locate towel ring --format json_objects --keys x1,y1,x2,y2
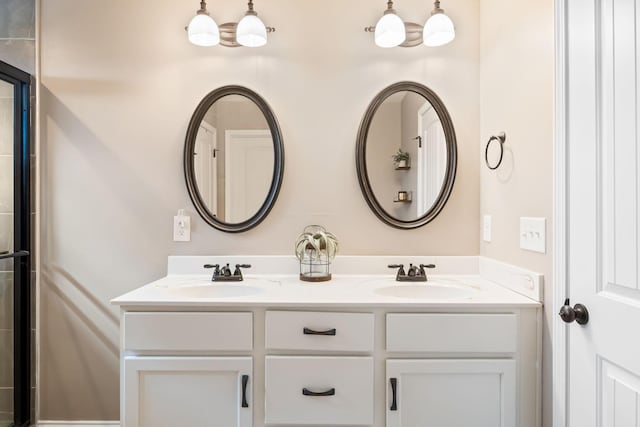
[{"x1": 485, "y1": 132, "x2": 506, "y2": 170}]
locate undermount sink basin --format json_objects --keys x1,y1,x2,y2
[
  {"x1": 168, "y1": 284, "x2": 263, "y2": 298},
  {"x1": 375, "y1": 283, "x2": 478, "y2": 299}
]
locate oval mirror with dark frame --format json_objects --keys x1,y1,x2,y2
[
  {"x1": 356, "y1": 81, "x2": 457, "y2": 229},
  {"x1": 184, "y1": 85, "x2": 284, "y2": 233}
]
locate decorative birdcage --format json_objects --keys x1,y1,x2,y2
[{"x1": 294, "y1": 225, "x2": 339, "y2": 282}]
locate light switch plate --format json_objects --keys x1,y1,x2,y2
[
  {"x1": 520, "y1": 217, "x2": 546, "y2": 253},
  {"x1": 483, "y1": 215, "x2": 492, "y2": 242}
]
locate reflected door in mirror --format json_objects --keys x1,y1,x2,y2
[
  {"x1": 225, "y1": 130, "x2": 274, "y2": 223},
  {"x1": 417, "y1": 103, "x2": 447, "y2": 215}
]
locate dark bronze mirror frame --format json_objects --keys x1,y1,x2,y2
[
  {"x1": 356, "y1": 81, "x2": 457, "y2": 229},
  {"x1": 184, "y1": 85, "x2": 285, "y2": 233}
]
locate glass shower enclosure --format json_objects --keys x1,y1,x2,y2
[{"x1": 0, "y1": 60, "x2": 32, "y2": 427}]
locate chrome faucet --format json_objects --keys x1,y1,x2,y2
[
  {"x1": 204, "y1": 263, "x2": 251, "y2": 282},
  {"x1": 388, "y1": 263, "x2": 436, "y2": 282}
]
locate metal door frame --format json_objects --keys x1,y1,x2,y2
[{"x1": 0, "y1": 60, "x2": 32, "y2": 427}]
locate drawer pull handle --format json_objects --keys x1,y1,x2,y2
[
  {"x1": 241, "y1": 375, "x2": 249, "y2": 408},
  {"x1": 302, "y1": 387, "x2": 336, "y2": 397},
  {"x1": 390, "y1": 378, "x2": 398, "y2": 411},
  {"x1": 303, "y1": 327, "x2": 337, "y2": 336}
]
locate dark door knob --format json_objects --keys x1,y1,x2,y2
[{"x1": 559, "y1": 298, "x2": 589, "y2": 325}]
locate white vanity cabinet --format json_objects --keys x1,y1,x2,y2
[
  {"x1": 119, "y1": 307, "x2": 540, "y2": 427},
  {"x1": 385, "y1": 312, "x2": 539, "y2": 427},
  {"x1": 120, "y1": 312, "x2": 254, "y2": 427},
  {"x1": 116, "y1": 279, "x2": 541, "y2": 427}
]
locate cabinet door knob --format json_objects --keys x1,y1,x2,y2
[
  {"x1": 303, "y1": 327, "x2": 337, "y2": 336},
  {"x1": 241, "y1": 375, "x2": 249, "y2": 408},
  {"x1": 302, "y1": 387, "x2": 336, "y2": 397},
  {"x1": 390, "y1": 378, "x2": 398, "y2": 411}
]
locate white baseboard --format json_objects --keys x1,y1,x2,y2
[{"x1": 37, "y1": 422, "x2": 120, "y2": 427}]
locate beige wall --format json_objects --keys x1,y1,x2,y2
[
  {"x1": 479, "y1": 0, "x2": 554, "y2": 426},
  {"x1": 39, "y1": 0, "x2": 480, "y2": 420}
]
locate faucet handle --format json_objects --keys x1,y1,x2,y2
[
  {"x1": 388, "y1": 264, "x2": 406, "y2": 276},
  {"x1": 418, "y1": 264, "x2": 436, "y2": 281},
  {"x1": 233, "y1": 264, "x2": 252, "y2": 276},
  {"x1": 204, "y1": 264, "x2": 220, "y2": 274},
  {"x1": 419, "y1": 264, "x2": 436, "y2": 270}
]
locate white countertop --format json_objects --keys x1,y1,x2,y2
[{"x1": 111, "y1": 273, "x2": 541, "y2": 309}]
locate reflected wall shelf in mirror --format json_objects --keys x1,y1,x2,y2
[
  {"x1": 394, "y1": 191, "x2": 412, "y2": 203},
  {"x1": 356, "y1": 81, "x2": 457, "y2": 229},
  {"x1": 184, "y1": 85, "x2": 284, "y2": 233}
]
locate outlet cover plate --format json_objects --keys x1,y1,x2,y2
[{"x1": 173, "y1": 215, "x2": 191, "y2": 242}]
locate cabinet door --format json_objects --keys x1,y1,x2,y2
[
  {"x1": 386, "y1": 359, "x2": 515, "y2": 427},
  {"x1": 123, "y1": 356, "x2": 252, "y2": 427}
]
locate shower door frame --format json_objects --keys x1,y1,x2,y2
[{"x1": 0, "y1": 60, "x2": 32, "y2": 427}]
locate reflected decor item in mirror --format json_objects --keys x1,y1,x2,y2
[
  {"x1": 356, "y1": 81, "x2": 457, "y2": 229},
  {"x1": 184, "y1": 85, "x2": 284, "y2": 233},
  {"x1": 392, "y1": 148, "x2": 411, "y2": 169}
]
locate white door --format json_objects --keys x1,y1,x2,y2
[
  {"x1": 386, "y1": 359, "x2": 515, "y2": 427},
  {"x1": 123, "y1": 356, "x2": 252, "y2": 427},
  {"x1": 193, "y1": 122, "x2": 217, "y2": 215},
  {"x1": 417, "y1": 103, "x2": 446, "y2": 215},
  {"x1": 225, "y1": 130, "x2": 273, "y2": 223},
  {"x1": 562, "y1": 0, "x2": 640, "y2": 425}
]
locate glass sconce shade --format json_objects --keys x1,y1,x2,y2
[
  {"x1": 237, "y1": 13, "x2": 268, "y2": 47},
  {"x1": 188, "y1": 13, "x2": 220, "y2": 46},
  {"x1": 375, "y1": 12, "x2": 406, "y2": 48},
  {"x1": 423, "y1": 12, "x2": 455, "y2": 47}
]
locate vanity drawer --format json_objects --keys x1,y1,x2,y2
[
  {"x1": 123, "y1": 312, "x2": 252, "y2": 352},
  {"x1": 265, "y1": 311, "x2": 374, "y2": 352},
  {"x1": 265, "y1": 356, "x2": 374, "y2": 425},
  {"x1": 386, "y1": 313, "x2": 517, "y2": 353}
]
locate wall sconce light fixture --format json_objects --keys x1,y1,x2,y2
[
  {"x1": 187, "y1": 0, "x2": 220, "y2": 47},
  {"x1": 423, "y1": 0, "x2": 456, "y2": 46},
  {"x1": 371, "y1": 1, "x2": 406, "y2": 48},
  {"x1": 186, "y1": 0, "x2": 275, "y2": 48},
  {"x1": 365, "y1": 0, "x2": 455, "y2": 48}
]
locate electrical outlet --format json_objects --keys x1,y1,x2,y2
[
  {"x1": 520, "y1": 217, "x2": 546, "y2": 253},
  {"x1": 483, "y1": 215, "x2": 492, "y2": 242},
  {"x1": 173, "y1": 211, "x2": 191, "y2": 242}
]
